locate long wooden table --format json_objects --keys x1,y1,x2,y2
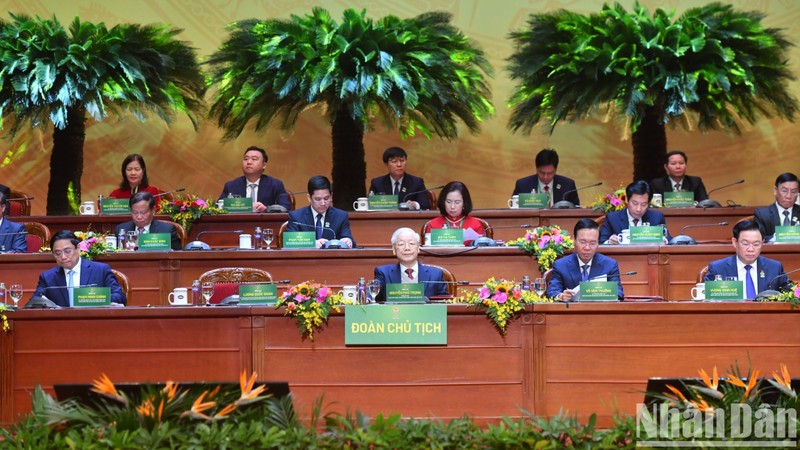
[{"x1": 2, "y1": 302, "x2": 798, "y2": 426}]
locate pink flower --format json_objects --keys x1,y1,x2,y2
[
  {"x1": 78, "y1": 241, "x2": 90, "y2": 251},
  {"x1": 196, "y1": 199, "x2": 207, "y2": 207},
  {"x1": 493, "y1": 292, "x2": 507, "y2": 303},
  {"x1": 296, "y1": 294, "x2": 309, "y2": 302},
  {"x1": 538, "y1": 235, "x2": 551, "y2": 248},
  {"x1": 479, "y1": 287, "x2": 491, "y2": 299},
  {"x1": 610, "y1": 197, "x2": 623, "y2": 206},
  {"x1": 552, "y1": 234, "x2": 563, "y2": 244},
  {"x1": 794, "y1": 285, "x2": 800, "y2": 298},
  {"x1": 316, "y1": 287, "x2": 329, "y2": 302},
  {"x1": 287, "y1": 302, "x2": 296, "y2": 311}
]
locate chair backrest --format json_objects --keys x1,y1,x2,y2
[
  {"x1": 8, "y1": 189, "x2": 31, "y2": 216},
  {"x1": 198, "y1": 267, "x2": 273, "y2": 304},
  {"x1": 425, "y1": 263, "x2": 458, "y2": 297},
  {"x1": 425, "y1": 190, "x2": 437, "y2": 209},
  {"x1": 593, "y1": 216, "x2": 606, "y2": 228},
  {"x1": 22, "y1": 221, "x2": 51, "y2": 252},
  {"x1": 543, "y1": 269, "x2": 553, "y2": 294},
  {"x1": 112, "y1": 269, "x2": 132, "y2": 303},
  {"x1": 419, "y1": 217, "x2": 493, "y2": 243},
  {"x1": 735, "y1": 215, "x2": 755, "y2": 227},
  {"x1": 161, "y1": 219, "x2": 187, "y2": 248},
  {"x1": 697, "y1": 265, "x2": 709, "y2": 284},
  {"x1": 277, "y1": 221, "x2": 289, "y2": 249},
  {"x1": 287, "y1": 192, "x2": 296, "y2": 210}
]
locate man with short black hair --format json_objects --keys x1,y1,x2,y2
[
  {"x1": 368, "y1": 147, "x2": 430, "y2": 210},
  {"x1": 599, "y1": 180, "x2": 671, "y2": 244},
  {"x1": 287, "y1": 176, "x2": 355, "y2": 248},
  {"x1": 512, "y1": 148, "x2": 579, "y2": 206},
  {"x1": 754, "y1": 172, "x2": 800, "y2": 241},
  {"x1": 0, "y1": 190, "x2": 26, "y2": 253},
  {"x1": 115, "y1": 192, "x2": 182, "y2": 250},
  {"x1": 649, "y1": 150, "x2": 709, "y2": 201},
  {"x1": 218, "y1": 146, "x2": 292, "y2": 212}
]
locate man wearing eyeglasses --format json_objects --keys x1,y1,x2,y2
[
  {"x1": 705, "y1": 220, "x2": 790, "y2": 299},
  {"x1": 754, "y1": 173, "x2": 800, "y2": 242},
  {"x1": 115, "y1": 192, "x2": 182, "y2": 250},
  {"x1": 368, "y1": 147, "x2": 430, "y2": 210},
  {"x1": 31, "y1": 230, "x2": 127, "y2": 307},
  {"x1": 373, "y1": 227, "x2": 448, "y2": 303},
  {"x1": 286, "y1": 176, "x2": 354, "y2": 248}
]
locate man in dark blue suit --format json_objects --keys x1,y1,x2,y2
[
  {"x1": 115, "y1": 192, "x2": 182, "y2": 250},
  {"x1": 373, "y1": 227, "x2": 448, "y2": 302},
  {"x1": 705, "y1": 220, "x2": 790, "y2": 299},
  {"x1": 287, "y1": 176, "x2": 355, "y2": 248},
  {"x1": 31, "y1": 230, "x2": 126, "y2": 307},
  {"x1": 649, "y1": 150, "x2": 709, "y2": 202},
  {"x1": 599, "y1": 180, "x2": 672, "y2": 244},
  {"x1": 368, "y1": 147, "x2": 430, "y2": 210},
  {"x1": 754, "y1": 173, "x2": 800, "y2": 242},
  {"x1": 512, "y1": 148, "x2": 579, "y2": 207},
  {"x1": 0, "y1": 190, "x2": 27, "y2": 253},
  {"x1": 0, "y1": 183, "x2": 10, "y2": 213},
  {"x1": 547, "y1": 219, "x2": 624, "y2": 300},
  {"x1": 218, "y1": 146, "x2": 292, "y2": 212}
]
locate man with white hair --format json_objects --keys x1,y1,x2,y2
[{"x1": 373, "y1": 227, "x2": 448, "y2": 302}]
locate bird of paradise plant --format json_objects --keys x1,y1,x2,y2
[{"x1": 458, "y1": 277, "x2": 553, "y2": 335}]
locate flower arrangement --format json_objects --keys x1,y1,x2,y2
[
  {"x1": 159, "y1": 193, "x2": 226, "y2": 232},
  {"x1": 275, "y1": 281, "x2": 343, "y2": 339},
  {"x1": 757, "y1": 282, "x2": 800, "y2": 307},
  {"x1": 588, "y1": 186, "x2": 627, "y2": 212},
  {"x1": 459, "y1": 278, "x2": 552, "y2": 335},
  {"x1": 0, "y1": 304, "x2": 9, "y2": 333},
  {"x1": 74, "y1": 230, "x2": 116, "y2": 260},
  {"x1": 506, "y1": 225, "x2": 574, "y2": 273}
]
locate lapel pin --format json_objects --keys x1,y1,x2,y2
[
  {"x1": 325, "y1": 222, "x2": 330, "y2": 228},
  {"x1": 759, "y1": 270, "x2": 765, "y2": 278},
  {"x1": 556, "y1": 184, "x2": 561, "y2": 190}
]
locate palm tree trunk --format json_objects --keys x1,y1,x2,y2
[
  {"x1": 47, "y1": 106, "x2": 86, "y2": 215},
  {"x1": 331, "y1": 110, "x2": 366, "y2": 211},
  {"x1": 630, "y1": 107, "x2": 667, "y2": 182}
]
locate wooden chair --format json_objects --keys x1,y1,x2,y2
[
  {"x1": 543, "y1": 269, "x2": 553, "y2": 293},
  {"x1": 593, "y1": 216, "x2": 606, "y2": 228},
  {"x1": 697, "y1": 265, "x2": 709, "y2": 284},
  {"x1": 425, "y1": 190, "x2": 437, "y2": 209},
  {"x1": 425, "y1": 264, "x2": 458, "y2": 297},
  {"x1": 199, "y1": 267, "x2": 273, "y2": 304},
  {"x1": 22, "y1": 221, "x2": 51, "y2": 252},
  {"x1": 8, "y1": 189, "x2": 31, "y2": 216},
  {"x1": 112, "y1": 269, "x2": 132, "y2": 303},
  {"x1": 161, "y1": 219, "x2": 187, "y2": 248},
  {"x1": 287, "y1": 192, "x2": 296, "y2": 210},
  {"x1": 735, "y1": 215, "x2": 755, "y2": 227},
  {"x1": 277, "y1": 221, "x2": 289, "y2": 249},
  {"x1": 420, "y1": 217, "x2": 493, "y2": 244}
]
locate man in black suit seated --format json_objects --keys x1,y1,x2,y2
[
  {"x1": 649, "y1": 150, "x2": 709, "y2": 202},
  {"x1": 218, "y1": 146, "x2": 292, "y2": 212},
  {"x1": 512, "y1": 148, "x2": 578, "y2": 207},
  {"x1": 599, "y1": 180, "x2": 672, "y2": 244},
  {"x1": 115, "y1": 192, "x2": 182, "y2": 250},
  {"x1": 754, "y1": 172, "x2": 800, "y2": 242},
  {"x1": 368, "y1": 147, "x2": 430, "y2": 210},
  {"x1": 0, "y1": 190, "x2": 27, "y2": 253},
  {"x1": 287, "y1": 175, "x2": 355, "y2": 248}
]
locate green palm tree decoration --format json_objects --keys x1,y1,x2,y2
[
  {"x1": 207, "y1": 8, "x2": 494, "y2": 209},
  {"x1": 507, "y1": 2, "x2": 797, "y2": 182},
  {"x1": 0, "y1": 14, "x2": 206, "y2": 215}
]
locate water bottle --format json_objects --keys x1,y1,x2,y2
[
  {"x1": 118, "y1": 229, "x2": 126, "y2": 251},
  {"x1": 521, "y1": 276, "x2": 531, "y2": 291},
  {"x1": 97, "y1": 194, "x2": 104, "y2": 214},
  {"x1": 253, "y1": 227, "x2": 262, "y2": 250},
  {"x1": 356, "y1": 277, "x2": 368, "y2": 305},
  {"x1": 191, "y1": 280, "x2": 201, "y2": 305},
  {"x1": 0, "y1": 282, "x2": 6, "y2": 306}
]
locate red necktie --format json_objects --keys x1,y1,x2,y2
[{"x1": 405, "y1": 268, "x2": 414, "y2": 280}]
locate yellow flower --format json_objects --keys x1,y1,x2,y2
[{"x1": 90, "y1": 373, "x2": 126, "y2": 404}]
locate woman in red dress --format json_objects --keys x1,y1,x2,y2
[
  {"x1": 424, "y1": 181, "x2": 485, "y2": 245},
  {"x1": 109, "y1": 154, "x2": 163, "y2": 199}
]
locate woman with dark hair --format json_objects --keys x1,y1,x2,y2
[
  {"x1": 423, "y1": 181, "x2": 485, "y2": 245},
  {"x1": 109, "y1": 154, "x2": 163, "y2": 199}
]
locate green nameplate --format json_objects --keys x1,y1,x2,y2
[
  {"x1": 663, "y1": 191, "x2": 694, "y2": 208},
  {"x1": 238, "y1": 283, "x2": 278, "y2": 305},
  {"x1": 774, "y1": 226, "x2": 800, "y2": 243},
  {"x1": 137, "y1": 233, "x2": 171, "y2": 251},
  {"x1": 368, "y1": 194, "x2": 398, "y2": 211},
  {"x1": 345, "y1": 304, "x2": 447, "y2": 345},
  {"x1": 223, "y1": 197, "x2": 253, "y2": 213},
  {"x1": 73, "y1": 287, "x2": 111, "y2": 307},
  {"x1": 578, "y1": 281, "x2": 618, "y2": 301},
  {"x1": 100, "y1": 199, "x2": 130, "y2": 215},
  {"x1": 386, "y1": 283, "x2": 426, "y2": 303},
  {"x1": 630, "y1": 225, "x2": 664, "y2": 244},
  {"x1": 705, "y1": 280, "x2": 744, "y2": 301},
  {"x1": 430, "y1": 228, "x2": 464, "y2": 246},
  {"x1": 519, "y1": 193, "x2": 549, "y2": 209},
  {"x1": 282, "y1": 231, "x2": 316, "y2": 249}
]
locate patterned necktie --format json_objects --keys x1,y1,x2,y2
[
  {"x1": 543, "y1": 185, "x2": 551, "y2": 207},
  {"x1": 674, "y1": 182, "x2": 681, "y2": 191},
  {"x1": 67, "y1": 270, "x2": 75, "y2": 307},
  {"x1": 393, "y1": 181, "x2": 400, "y2": 196},
  {"x1": 633, "y1": 218, "x2": 639, "y2": 226},
  {"x1": 405, "y1": 268, "x2": 415, "y2": 280},
  {"x1": 315, "y1": 214, "x2": 323, "y2": 239},
  {"x1": 783, "y1": 211, "x2": 791, "y2": 226},
  {"x1": 137, "y1": 226, "x2": 146, "y2": 235},
  {"x1": 249, "y1": 183, "x2": 258, "y2": 202},
  {"x1": 744, "y1": 265, "x2": 756, "y2": 299},
  {"x1": 581, "y1": 265, "x2": 590, "y2": 282}
]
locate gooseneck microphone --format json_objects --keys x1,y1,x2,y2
[
  {"x1": 288, "y1": 221, "x2": 348, "y2": 249},
  {"x1": 697, "y1": 179, "x2": 745, "y2": 209},
  {"x1": 471, "y1": 224, "x2": 532, "y2": 247},
  {"x1": 153, "y1": 188, "x2": 186, "y2": 198},
  {"x1": 399, "y1": 185, "x2": 445, "y2": 210},
  {"x1": 668, "y1": 221, "x2": 728, "y2": 245},
  {"x1": 551, "y1": 182, "x2": 603, "y2": 209},
  {"x1": 7, "y1": 196, "x2": 34, "y2": 202},
  {"x1": 588, "y1": 270, "x2": 638, "y2": 282},
  {"x1": 184, "y1": 230, "x2": 244, "y2": 250},
  {"x1": 266, "y1": 191, "x2": 306, "y2": 213},
  {"x1": 755, "y1": 267, "x2": 800, "y2": 300}
]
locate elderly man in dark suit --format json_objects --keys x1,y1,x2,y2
[
  {"x1": 599, "y1": 181, "x2": 672, "y2": 244},
  {"x1": 0, "y1": 190, "x2": 27, "y2": 253},
  {"x1": 368, "y1": 147, "x2": 430, "y2": 210},
  {"x1": 115, "y1": 192, "x2": 182, "y2": 250},
  {"x1": 287, "y1": 175, "x2": 354, "y2": 248},
  {"x1": 649, "y1": 150, "x2": 709, "y2": 202},
  {"x1": 754, "y1": 172, "x2": 800, "y2": 242},
  {"x1": 373, "y1": 227, "x2": 448, "y2": 302},
  {"x1": 512, "y1": 148, "x2": 579, "y2": 207},
  {"x1": 218, "y1": 146, "x2": 292, "y2": 212}
]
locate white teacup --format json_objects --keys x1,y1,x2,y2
[
  {"x1": 353, "y1": 197, "x2": 369, "y2": 211},
  {"x1": 617, "y1": 229, "x2": 631, "y2": 244},
  {"x1": 168, "y1": 288, "x2": 189, "y2": 305},
  {"x1": 79, "y1": 201, "x2": 96, "y2": 215},
  {"x1": 691, "y1": 283, "x2": 705, "y2": 301},
  {"x1": 338, "y1": 285, "x2": 358, "y2": 302},
  {"x1": 651, "y1": 193, "x2": 663, "y2": 208},
  {"x1": 507, "y1": 195, "x2": 519, "y2": 209},
  {"x1": 239, "y1": 234, "x2": 253, "y2": 249}
]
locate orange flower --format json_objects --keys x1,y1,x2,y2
[
  {"x1": 699, "y1": 366, "x2": 719, "y2": 390},
  {"x1": 690, "y1": 398, "x2": 715, "y2": 413},
  {"x1": 180, "y1": 391, "x2": 216, "y2": 421},
  {"x1": 773, "y1": 363, "x2": 792, "y2": 390},
  {"x1": 664, "y1": 384, "x2": 688, "y2": 403},
  {"x1": 213, "y1": 402, "x2": 237, "y2": 420},
  {"x1": 137, "y1": 399, "x2": 156, "y2": 418},
  {"x1": 162, "y1": 381, "x2": 179, "y2": 401},
  {"x1": 236, "y1": 370, "x2": 267, "y2": 406},
  {"x1": 90, "y1": 373, "x2": 126, "y2": 404},
  {"x1": 726, "y1": 369, "x2": 760, "y2": 399}
]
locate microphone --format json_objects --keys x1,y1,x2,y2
[
  {"x1": 266, "y1": 191, "x2": 306, "y2": 213},
  {"x1": 471, "y1": 224, "x2": 532, "y2": 247},
  {"x1": 184, "y1": 230, "x2": 244, "y2": 250},
  {"x1": 755, "y1": 267, "x2": 800, "y2": 300},
  {"x1": 42, "y1": 283, "x2": 99, "y2": 289},
  {"x1": 399, "y1": 185, "x2": 444, "y2": 210},
  {"x1": 668, "y1": 221, "x2": 728, "y2": 245},
  {"x1": 0, "y1": 231, "x2": 28, "y2": 236},
  {"x1": 697, "y1": 179, "x2": 745, "y2": 209},
  {"x1": 551, "y1": 182, "x2": 603, "y2": 209},
  {"x1": 587, "y1": 270, "x2": 637, "y2": 282},
  {"x1": 420, "y1": 280, "x2": 471, "y2": 285},
  {"x1": 154, "y1": 188, "x2": 186, "y2": 198},
  {"x1": 7, "y1": 196, "x2": 34, "y2": 202},
  {"x1": 288, "y1": 221, "x2": 347, "y2": 249}
]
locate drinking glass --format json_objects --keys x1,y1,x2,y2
[
  {"x1": 126, "y1": 230, "x2": 138, "y2": 251},
  {"x1": 263, "y1": 228, "x2": 274, "y2": 250},
  {"x1": 533, "y1": 278, "x2": 546, "y2": 297},
  {"x1": 201, "y1": 282, "x2": 214, "y2": 306},
  {"x1": 368, "y1": 279, "x2": 381, "y2": 302},
  {"x1": 9, "y1": 284, "x2": 22, "y2": 308}
]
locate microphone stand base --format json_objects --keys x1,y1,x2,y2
[
  {"x1": 551, "y1": 201, "x2": 576, "y2": 209},
  {"x1": 668, "y1": 235, "x2": 697, "y2": 245},
  {"x1": 755, "y1": 290, "x2": 781, "y2": 301},
  {"x1": 697, "y1": 199, "x2": 722, "y2": 208},
  {"x1": 471, "y1": 237, "x2": 498, "y2": 247},
  {"x1": 183, "y1": 241, "x2": 211, "y2": 250}
]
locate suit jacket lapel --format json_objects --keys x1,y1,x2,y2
[{"x1": 770, "y1": 205, "x2": 781, "y2": 225}]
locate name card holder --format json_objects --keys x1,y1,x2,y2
[
  {"x1": 100, "y1": 199, "x2": 130, "y2": 215},
  {"x1": 630, "y1": 225, "x2": 664, "y2": 244},
  {"x1": 345, "y1": 304, "x2": 447, "y2": 345},
  {"x1": 223, "y1": 197, "x2": 253, "y2": 213},
  {"x1": 282, "y1": 231, "x2": 316, "y2": 249},
  {"x1": 704, "y1": 280, "x2": 745, "y2": 301},
  {"x1": 519, "y1": 193, "x2": 549, "y2": 209},
  {"x1": 385, "y1": 283, "x2": 426, "y2": 303},
  {"x1": 73, "y1": 287, "x2": 111, "y2": 307},
  {"x1": 773, "y1": 226, "x2": 800, "y2": 244},
  {"x1": 663, "y1": 191, "x2": 694, "y2": 208},
  {"x1": 137, "y1": 233, "x2": 171, "y2": 251},
  {"x1": 368, "y1": 194, "x2": 399, "y2": 211},
  {"x1": 577, "y1": 281, "x2": 618, "y2": 301},
  {"x1": 430, "y1": 229, "x2": 464, "y2": 246},
  {"x1": 238, "y1": 284, "x2": 278, "y2": 305}
]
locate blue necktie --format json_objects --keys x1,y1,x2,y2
[
  {"x1": 581, "y1": 265, "x2": 590, "y2": 282},
  {"x1": 315, "y1": 214, "x2": 323, "y2": 239},
  {"x1": 67, "y1": 270, "x2": 75, "y2": 307},
  {"x1": 745, "y1": 265, "x2": 756, "y2": 299}
]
